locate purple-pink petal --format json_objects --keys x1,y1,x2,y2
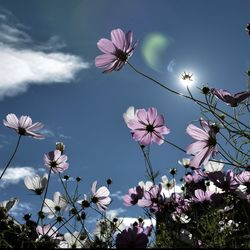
[
  {"x1": 186, "y1": 124, "x2": 209, "y2": 141},
  {"x1": 111, "y1": 28, "x2": 126, "y2": 50},
  {"x1": 97, "y1": 38, "x2": 116, "y2": 54}
]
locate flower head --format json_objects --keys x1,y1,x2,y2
[
  {"x1": 63, "y1": 232, "x2": 87, "y2": 248},
  {"x1": 24, "y1": 174, "x2": 48, "y2": 195},
  {"x1": 127, "y1": 107, "x2": 170, "y2": 146},
  {"x1": 95, "y1": 28, "x2": 137, "y2": 73},
  {"x1": 204, "y1": 160, "x2": 224, "y2": 173},
  {"x1": 42, "y1": 192, "x2": 67, "y2": 218},
  {"x1": 0, "y1": 198, "x2": 18, "y2": 212},
  {"x1": 192, "y1": 189, "x2": 213, "y2": 203},
  {"x1": 44, "y1": 150, "x2": 69, "y2": 173},
  {"x1": 186, "y1": 118, "x2": 218, "y2": 168},
  {"x1": 116, "y1": 224, "x2": 150, "y2": 248},
  {"x1": 123, "y1": 186, "x2": 144, "y2": 206},
  {"x1": 3, "y1": 113, "x2": 44, "y2": 139},
  {"x1": 91, "y1": 181, "x2": 111, "y2": 211},
  {"x1": 211, "y1": 88, "x2": 250, "y2": 107},
  {"x1": 36, "y1": 224, "x2": 58, "y2": 239}
]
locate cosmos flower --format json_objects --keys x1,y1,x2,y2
[
  {"x1": 24, "y1": 174, "x2": 48, "y2": 195},
  {"x1": 207, "y1": 170, "x2": 239, "y2": 192},
  {"x1": 116, "y1": 224, "x2": 150, "y2": 249},
  {"x1": 161, "y1": 175, "x2": 175, "y2": 190},
  {"x1": 63, "y1": 232, "x2": 87, "y2": 248},
  {"x1": 183, "y1": 171, "x2": 203, "y2": 184},
  {"x1": 192, "y1": 189, "x2": 213, "y2": 203},
  {"x1": 91, "y1": 180, "x2": 111, "y2": 211},
  {"x1": 211, "y1": 88, "x2": 250, "y2": 107},
  {"x1": 42, "y1": 192, "x2": 67, "y2": 218},
  {"x1": 178, "y1": 158, "x2": 191, "y2": 168},
  {"x1": 44, "y1": 150, "x2": 69, "y2": 173},
  {"x1": 138, "y1": 180, "x2": 153, "y2": 191},
  {"x1": 204, "y1": 160, "x2": 224, "y2": 173},
  {"x1": 95, "y1": 28, "x2": 137, "y2": 73},
  {"x1": 137, "y1": 184, "x2": 163, "y2": 212},
  {"x1": 123, "y1": 106, "x2": 137, "y2": 125},
  {"x1": 186, "y1": 118, "x2": 218, "y2": 169},
  {"x1": 0, "y1": 198, "x2": 18, "y2": 212},
  {"x1": 36, "y1": 224, "x2": 58, "y2": 239},
  {"x1": 127, "y1": 107, "x2": 170, "y2": 146},
  {"x1": 3, "y1": 113, "x2": 44, "y2": 139},
  {"x1": 235, "y1": 171, "x2": 250, "y2": 185},
  {"x1": 123, "y1": 186, "x2": 144, "y2": 206}
]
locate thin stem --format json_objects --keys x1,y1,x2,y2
[
  {"x1": 127, "y1": 62, "x2": 250, "y2": 130},
  {"x1": 37, "y1": 167, "x2": 52, "y2": 225},
  {"x1": 0, "y1": 135, "x2": 22, "y2": 180}
]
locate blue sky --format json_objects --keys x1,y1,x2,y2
[{"x1": 0, "y1": 0, "x2": 249, "y2": 230}]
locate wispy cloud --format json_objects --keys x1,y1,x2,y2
[
  {"x1": 39, "y1": 128, "x2": 55, "y2": 138},
  {"x1": 9, "y1": 201, "x2": 32, "y2": 218},
  {"x1": 0, "y1": 8, "x2": 90, "y2": 99},
  {"x1": 0, "y1": 166, "x2": 36, "y2": 188},
  {"x1": 167, "y1": 59, "x2": 176, "y2": 73},
  {"x1": 110, "y1": 191, "x2": 124, "y2": 200}
]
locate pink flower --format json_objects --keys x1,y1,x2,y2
[
  {"x1": 127, "y1": 107, "x2": 170, "y2": 146},
  {"x1": 123, "y1": 186, "x2": 144, "y2": 206},
  {"x1": 186, "y1": 118, "x2": 218, "y2": 169},
  {"x1": 116, "y1": 224, "x2": 150, "y2": 248},
  {"x1": 44, "y1": 150, "x2": 69, "y2": 173},
  {"x1": 3, "y1": 113, "x2": 44, "y2": 139},
  {"x1": 211, "y1": 88, "x2": 250, "y2": 107},
  {"x1": 192, "y1": 189, "x2": 213, "y2": 203},
  {"x1": 91, "y1": 180, "x2": 111, "y2": 211},
  {"x1": 36, "y1": 224, "x2": 58, "y2": 239},
  {"x1": 95, "y1": 28, "x2": 137, "y2": 73}
]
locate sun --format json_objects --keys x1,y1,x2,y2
[{"x1": 179, "y1": 71, "x2": 196, "y2": 87}]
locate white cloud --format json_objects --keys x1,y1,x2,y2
[
  {"x1": 0, "y1": 166, "x2": 36, "y2": 188},
  {"x1": 110, "y1": 191, "x2": 123, "y2": 200},
  {"x1": 0, "y1": 8, "x2": 90, "y2": 99},
  {"x1": 9, "y1": 201, "x2": 32, "y2": 218},
  {"x1": 39, "y1": 128, "x2": 55, "y2": 137}
]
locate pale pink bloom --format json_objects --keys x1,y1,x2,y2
[
  {"x1": 192, "y1": 189, "x2": 213, "y2": 203},
  {"x1": 95, "y1": 28, "x2": 137, "y2": 73},
  {"x1": 91, "y1": 181, "x2": 111, "y2": 211},
  {"x1": 3, "y1": 113, "x2": 44, "y2": 139},
  {"x1": 44, "y1": 150, "x2": 69, "y2": 173},
  {"x1": 186, "y1": 118, "x2": 218, "y2": 168},
  {"x1": 0, "y1": 198, "x2": 18, "y2": 211},
  {"x1": 123, "y1": 186, "x2": 144, "y2": 206},
  {"x1": 235, "y1": 171, "x2": 250, "y2": 185},
  {"x1": 211, "y1": 88, "x2": 250, "y2": 107},
  {"x1": 127, "y1": 107, "x2": 170, "y2": 146},
  {"x1": 36, "y1": 224, "x2": 58, "y2": 239}
]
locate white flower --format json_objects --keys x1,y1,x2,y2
[
  {"x1": 178, "y1": 158, "x2": 190, "y2": 167},
  {"x1": 160, "y1": 175, "x2": 175, "y2": 190},
  {"x1": 205, "y1": 180, "x2": 223, "y2": 193},
  {"x1": 91, "y1": 181, "x2": 111, "y2": 211},
  {"x1": 63, "y1": 232, "x2": 87, "y2": 248},
  {"x1": 204, "y1": 160, "x2": 224, "y2": 173},
  {"x1": 138, "y1": 180, "x2": 153, "y2": 191},
  {"x1": 123, "y1": 106, "x2": 136, "y2": 125},
  {"x1": 24, "y1": 174, "x2": 48, "y2": 195},
  {"x1": 42, "y1": 192, "x2": 67, "y2": 218},
  {"x1": 0, "y1": 198, "x2": 18, "y2": 211}
]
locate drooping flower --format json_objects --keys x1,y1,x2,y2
[
  {"x1": 91, "y1": 181, "x2": 111, "y2": 211},
  {"x1": 42, "y1": 192, "x2": 67, "y2": 218},
  {"x1": 24, "y1": 174, "x2": 48, "y2": 195},
  {"x1": 44, "y1": 150, "x2": 69, "y2": 173},
  {"x1": 116, "y1": 224, "x2": 150, "y2": 248},
  {"x1": 0, "y1": 198, "x2": 18, "y2": 212},
  {"x1": 211, "y1": 88, "x2": 250, "y2": 107},
  {"x1": 95, "y1": 28, "x2": 137, "y2": 73},
  {"x1": 3, "y1": 113, "x2": 44, "y2": 139},
  {"x1": 127, "y1": 107, "x2": 170, "y2": 146},
  {"x1": 123, "y1": 186, "x2": 144, "y2": 206},
  {"x1": 186, "y1": 118, "x2": 218, "y2": 168},
  {"x1": 192, "y1": 189, "x2": 213, "y2": 203}
]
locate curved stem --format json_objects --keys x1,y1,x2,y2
[
  {"x1": 127, "y1": 62, "x2": 250, "y2": 130},
  {"x1": 37, "y1": 167, "x2": 52, "y2": 225},
  {"x1": 0, "y1": 135, "x2": 22, "y2": 181}
]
